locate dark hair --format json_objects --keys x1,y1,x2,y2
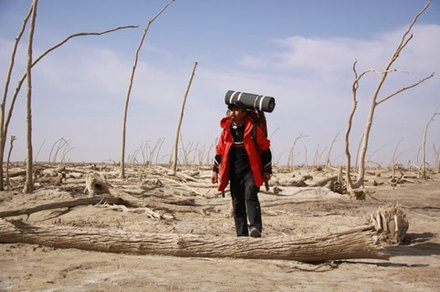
[{"x1": 227, "y1": 101, "x2": 246, "y2": 110}]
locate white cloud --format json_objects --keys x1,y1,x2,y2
[{"x1": 2, "y1": 24, "x2": 439, "y2": 165}]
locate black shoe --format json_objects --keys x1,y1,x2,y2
[{"x1": 250, "y1": 227, "x2": 261, "y2": 238}]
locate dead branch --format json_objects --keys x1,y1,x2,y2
[
  {"x1": 83, "y1": 172, "x2": 210, "y2": 214},
  {"x1": 4, "y1": 25, "x2": 138, "y2": 142},
  {"x1": 344, "y1": 0, "x2": 434, "y2": 198},
  {"x1": 0, "y1": 23, "x2": 138, "y2": 191},
  {"x1": 0, "y1": 6, "x2": 32, "y2": 191},
  {"x1": 287, "y1": 133, "x2": 308, "y2": 170},
  {"x1": 5, "y1": 135, "x2": 17, "y2": 188},
  {"x1": 171, "y1": 61, "x2": 198, "y2": 173},
  {"x1": 422, "y1": 112, "x2": 439, "y2": 179},
  {"x1": 325, "y1": 133, "x2": 339, "y2": 167},
  {"x1": 120, "y1": 0, "x2": 175, "y2": 178},
  {"x1": 376, "y1": 73, "x2": 434, "y2": 105}
]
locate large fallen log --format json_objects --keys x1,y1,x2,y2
[{"x1": 0, "y1": 219, "x2": 388, "y2": 262}]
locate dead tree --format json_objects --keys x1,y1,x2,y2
[
  {"x1": 0, "y1": 6, "x2": 32, "y2": 191},
  {"x1": 0, "y1": 15, "x2": 137, "y2": 191},
  {"x1": 390, "y1": 138, "x2": 404, "y2": 168},
  {"x1": 421, "y1": 112, "x2": 439, "y2": 179},
  {"x1": 120, "y1": 0, "x2": 175, "y2": 179},
  {"x1": 23, "y1": 0, "x2": 38, "y2": 193},
  {"x1": 287, "y1": 133, "x2": 307, "y2": 170},
  {"x1": 344, "y1": 0, "x2": 434, "y2": 198},
  {"x1": 171, "y1": 61, "x2": 198, "y2": 173},
  {"x1": 436, "y1": 145, "x2": 440, "y2": 173},
  {"x1": 5, "y1": 135, "x2": 16, "y2": 188},
  {"x1": 325, "y1": 133, "x2": 338, "y2": 167}
]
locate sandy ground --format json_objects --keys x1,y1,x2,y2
[{"x1": 0, "y1": 164, "x2": 439, "y2": 291}]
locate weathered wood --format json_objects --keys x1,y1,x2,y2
[
  {"x1": 370, "y1": 204, "x2": 409, "y2": 244},
  {"x1": 84, "y1": 172, "x2": 110, "y2": 197},
  {"x1": 7, "y1": 170, "x2": 26, "y2": 178},
  {"x1": 309, "y1": 175, "x2": 338, "y2": 187},
  {"x1": 0, "y1": 190, "x2": 208, "y2": 219},
  {"x1": 0, "y1": 219, "x2": 388, "y2": 262},
  {"x1": 277, "y1": 175, "x2": 313, "y2": 187},
  {"x1": 0, "y1": 195, "x2": 124, "y2": 218}
]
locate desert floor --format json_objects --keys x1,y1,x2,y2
[{"x1": 0, "y1": 164, "x2": 439, "y2": 291}]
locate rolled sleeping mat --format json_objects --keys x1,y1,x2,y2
[{"x1": 225, "y1": 90, "x2": 276, "y2": 113}]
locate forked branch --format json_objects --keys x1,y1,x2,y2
[{"x1": 344, "y1": 0, "x2": 434, "y2": 197}]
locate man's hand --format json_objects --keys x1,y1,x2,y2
[
  {"x1": 263, "y1": 172, "x2": 271, "y2": 183},
  {"x1": 211, "y1": 172, "x2": 218, "y2": 184},
  {"x1": 263, "y1": 172, "x2": 271, "y2": 191}
]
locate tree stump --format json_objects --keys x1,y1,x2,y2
[
  {"x1": 84, "y1": 172, "x2": 110, "y2": 197},
  {"x1": 370, "y1": 204, "x2": 409, "y2": 244}
]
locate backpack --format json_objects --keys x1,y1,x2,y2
[{"x1": 246, "y1": 109, "x2": 268, "y2": 142}]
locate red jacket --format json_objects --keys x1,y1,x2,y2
[{"x1": 215, "y1": 116, "x2": 271, "y2": 191}]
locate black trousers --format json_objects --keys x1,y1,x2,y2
[{"x1": 229, "y1": 171, "x2": 262, "y2": 236}]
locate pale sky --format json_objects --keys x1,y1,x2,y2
[{"x1": 0, "y1": 0, "x2": 439, "y2": 166}]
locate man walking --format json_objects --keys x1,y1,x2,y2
[{"x1": 211, "y1": 102, "x2": 272, "y2": 237}]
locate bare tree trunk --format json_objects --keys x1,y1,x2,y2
[
  {"x1": 287, "y1": 133, "x2": 307, "y2": 170},
  {"x1": 344, "y1": 61, "x2": 363, "y2": 194},
  {"x1": 422, "y1": 112, "x2": 439, "y2": 178},
  {"x1": 390, "y1": 138, "x2": 404, "y2": 167},
  {"x1": 0, "y1": 6, "x2": 32, "y2": 191},
  {"x1": 120, "y1": 0, "x2": 175, "y2": 179},
  {"x1": 23, "y1": 0, "x2": 38, "y2": 194},
  {"x1": 437, "y1": 151, "x2": 440, "y2": 174},
  {"x1": 171, "y1": 61, "x2": 198, "y2": 173},
  {"x1": 354, "y1": 1, "x2": 433, "y2": 189},
  {"x1": 345, "y1": 0, "x2": 434, "y2": 197},
  {"x1": 0, "y1": 219, "x2": 389, "y2": 262},
  {"x1": 325, "y1": 133, "x2": 338, "y2": 167},
  {"x1": 5, "y1": 135, "x2": 16, "y2": 188}
]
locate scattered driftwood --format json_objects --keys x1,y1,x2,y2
[
  {"x1": 37, "y1": 172, "x2": 65, "y2": 186},
  {"x1": 277, "y1": 175, "x2": 313, "y2": 187},
  {"x1": 0, "y1": 172, "x2": 212, "y2": 219},
  {"x1": 0, "y1": 219, "x2": 388, "y2": 262},
  {"x1": 7, "y1": 170, "x2": 27, "y2": 178},
  {"x1": 309, "y1": 175, "x2": 338, "y2": 187},
  {"x1": 0, "y1": 195, "x2": 124, "y2": 219}
]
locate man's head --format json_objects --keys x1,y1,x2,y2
[{"x1": 228, "y1": 102, "x2": 247, "y2": 124}]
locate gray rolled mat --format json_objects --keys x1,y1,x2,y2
[{"x1": 225, "y1": 90, "x2": 276, "y2": 113}]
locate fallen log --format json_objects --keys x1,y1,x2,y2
[
  {"x1": 0, "y1": 219, "x2": 388, "y2": 262},
  {"x1": 0, "y1": 195, "x2": 125, "y2": 218},
  {"x1": 309, "y1": 175, "x2": 338, "y2": 187},
  {"x1": 0, "y1": 192, "x2": 209, "y2": 219},
  {"x1": 277, "y1": 175, "x2": 313, "y2": 187}
]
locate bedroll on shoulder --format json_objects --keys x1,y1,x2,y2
[{"x1": 225, "y1": 90, "x2": 276, "y2": 113}]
